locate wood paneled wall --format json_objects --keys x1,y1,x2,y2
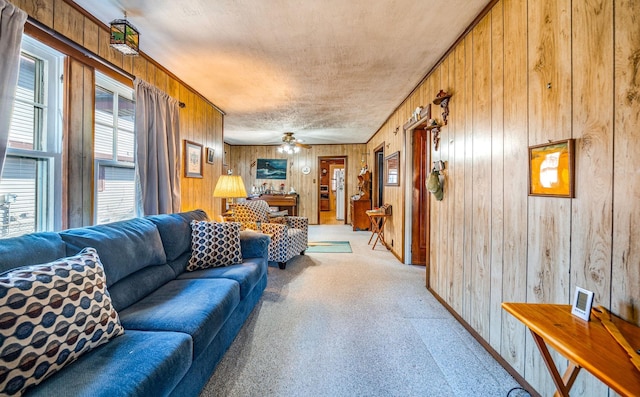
[
  {"x1": 14, "y1": 0, "x2": 640, "y2": 394},
  {"x1": 367, "y1": 0, "x2": 640, "y2": 395},
  {"x1": 12, "y1": 0, "x2": 226, "y2": 222},
  {"x1": 366, "y1": 117, "x2": 406, "y2": 261},
  {"x1": 64, "y1": 58, "x2": 94, "y2": 228},
  {"x1": 227, "y1": 144, "x2": 366, "y2": 224}
]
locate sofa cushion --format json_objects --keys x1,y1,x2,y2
[
  {"x1": 107, "y1": 264, "x2": 175, "y2": 312},
  {"x1": 147, "y1": 210, "x2": 209, "y2": 262},
  {"x1": 0, "y1": 232, "x2": 66, "y2": 274},
  {"x1": 118, "y1": 278, "x2": 240, "y2": 359},
  {"x1": 0, "y1": 248, "x2": 124, "y2": 396},
  {"x1": 177, "y1": 258, "x2": 265, "y2": 300},
  {"x1": 60, "y1": 218, "x2": 166, "y2": 287},
  {"x1": 187, "y1": 221, "x2": 242, "y2": 270},
  {"x1": 167, "y1": 230, "x2": 270, "y2": 276},
  {"x1": 25, "y1": 330, "x2": 192, "y2": 397},
  {"x1": 166, "y1": 251, "x2": 191, "y2": 277}
]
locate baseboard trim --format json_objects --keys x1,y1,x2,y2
[{"x1": 427, "y1": 287, "x2": 541, "y2": 397}]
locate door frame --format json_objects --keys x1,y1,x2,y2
[
  {"x1": 372, "y1": 143, "x2": 385, "y2": 209},
  {"x1": 328, "y1": 163, "x2": 344, "y2": 212},
  {"x1": 317, "y1": 156, "x2": 348, "y2": 224},
  {"x1": 404, "y1": 114, "x2": 431, "y2": 285}
]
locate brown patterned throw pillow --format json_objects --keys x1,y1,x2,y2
[
  {"x1": 188, "y1": 221, "x2": 243, "y2": 270},
  {"x1": 0, "y1": 247, "x2": 124, "y2": 396}
]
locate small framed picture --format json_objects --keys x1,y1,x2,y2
[
  {"x1": 571, "y1": 286, "x2": 594, "y2": 321},
  {"x1": 184, "y1": 140, "x2": 203, "y2": 178},
  {"x1": 206, "y1": 147, "x2": 215, "y2": 164},
  {"x1": 528, "y1": 139, "x2": 575, "y2": 198}
]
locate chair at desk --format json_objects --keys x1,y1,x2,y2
[{"x1": 366, "y1": 204, "x2": 391, "y2": 250}]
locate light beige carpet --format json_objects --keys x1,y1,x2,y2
[{"x1": 200, "y1": 225, "x2": 521, "y2": 397}]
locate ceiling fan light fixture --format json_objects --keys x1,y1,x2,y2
[
  {"x1": 278, "y1": 132, "x2": 310, "y2": 154},
  {"x1": 110, "y1": 13, "x2": 140, "y2": 56}
]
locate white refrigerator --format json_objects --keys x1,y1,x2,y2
[{"x1": 335, "y1": 169, "x2": 345, "y2": 220}]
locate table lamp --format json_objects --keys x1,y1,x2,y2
[{"x1": 213, "y1": 172, "x2": 247, "y2": 214}]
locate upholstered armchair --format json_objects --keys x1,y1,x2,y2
[{"x1": 234, "y1": 200, "x2": 308, "y2": 269}]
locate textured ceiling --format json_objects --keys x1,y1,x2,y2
[{"x1": 71, "y1": 0, "x2": 489, "y2": 145}]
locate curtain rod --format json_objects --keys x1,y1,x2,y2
[
  {"x1": 26, "y1": 17, "x2": 134, "y2": 81},
  {"x1": 25, "y1": 17, "x2": 186, "y2": 109}
]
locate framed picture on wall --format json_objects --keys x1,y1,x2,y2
[
  {"x1": 528, "y1": 139, "x2": 575, "y2": 197},
  {"x1": 384, "y1": 151, "x2": 400, "y2": 186},
  {"x1": 256, "y1": 159, "x2": 287, "y2": 180},
  {"x1": 206, "y1": 147, "x2": 215, "y2": 164},
  {"x1": 184, "y1": 140, "x2": 203, "y2": 178}
]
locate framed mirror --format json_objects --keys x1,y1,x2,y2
[{"x1": 384, "y1": 151, "x2": 400, "y2": 186}]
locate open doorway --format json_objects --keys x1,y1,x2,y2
[
  {"x1": 318, "y1": 156, "x2": 347, "y2": 225},
  {"x1": 373, "y1": 143, "x2": 385, "y2": 208}
]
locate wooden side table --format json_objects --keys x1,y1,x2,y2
[
  {"x1": 502, "y1": 303, "x2": 640, "y2": 397},
  {"x1": 366, "y1": 213, "x2": 391, "y2": 250}
]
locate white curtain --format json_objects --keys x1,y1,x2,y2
[
  {"x1": 0, "y1": 0, "x2": 27, "y2": 178},
  {"x1": 134, "y1": 78, "x2": 181, "y2": 215}
]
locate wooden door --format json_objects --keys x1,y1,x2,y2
[{"x1": 411, "y1": 129, "x2": 429, "y2": 265}]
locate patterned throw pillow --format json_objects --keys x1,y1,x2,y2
[
  {"x1": 0, "y1": 247, "x2": 124, "y2": 396},
  {"x1": 188, "y1": 221, "x2": 243, "y2": 270}
]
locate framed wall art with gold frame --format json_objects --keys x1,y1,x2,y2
[{"x1": 528, "y1": 139, "x2": 575, "y2": 198}]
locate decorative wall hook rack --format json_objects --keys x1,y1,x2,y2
[
  {"x1": 433, "y1": 90, "x2": 452, "y2": 125},
  {"x1": 433, "y1": 160, "x2": 445, "y2": 171},
  {"x1": 426, "y1": 119, "x2": 442, "y2": 151}
]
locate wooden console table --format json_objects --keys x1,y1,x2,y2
[
  {"x1": 502, "y1": 303, "x2": 640, "y2": 397},
  {"x1": 249, "y1": 194, "x2": 298, "y2": 216}
]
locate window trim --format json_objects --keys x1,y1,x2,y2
[
  {"x1": 93, "y1": 72, "x2": 137, "y2": 224},
  {"x1": 1, "y1": 35, "x2": 63, "y2": 236}
]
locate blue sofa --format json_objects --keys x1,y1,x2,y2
[{"x1": 0, "y1": 210, "x2": 270, "y2": 397}]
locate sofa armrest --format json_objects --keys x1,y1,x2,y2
[
  {"x1": 237, "y1": 220, "x2": 257, "y2": 231},
  {"x1": 239, "y1": 230, "x2": 270, "y2": 259},
  {"x1": 261, "y1": 223, "x2": 288, "y2": 252},
  {"x1": 285, "y1": 217, "x2": 308, "y2": 249},
  {"x1": 261, "y1": 222, "x2": 287, "y2": 237},
  {"x1": 285, "y1": 216, "x2": 308, "y2": 231}
]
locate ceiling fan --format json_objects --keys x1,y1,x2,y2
[{"x1": 278, "y1": 132, "x2": 311, "y2": 154}]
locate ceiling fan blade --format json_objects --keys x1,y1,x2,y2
[{"x1": 295, "y1": 142, "x2": 312, "y2": 149}]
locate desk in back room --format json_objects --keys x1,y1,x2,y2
[{"x1": 248, "y1": 194, "x2": 298, "y2": 216}]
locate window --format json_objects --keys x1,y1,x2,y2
[
  {"x1": 0, "y1": 36, "x2": 63, "y2": 238},
  {"x1": 94, "y1": 73, "x2": 136, "y2": 224}
]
